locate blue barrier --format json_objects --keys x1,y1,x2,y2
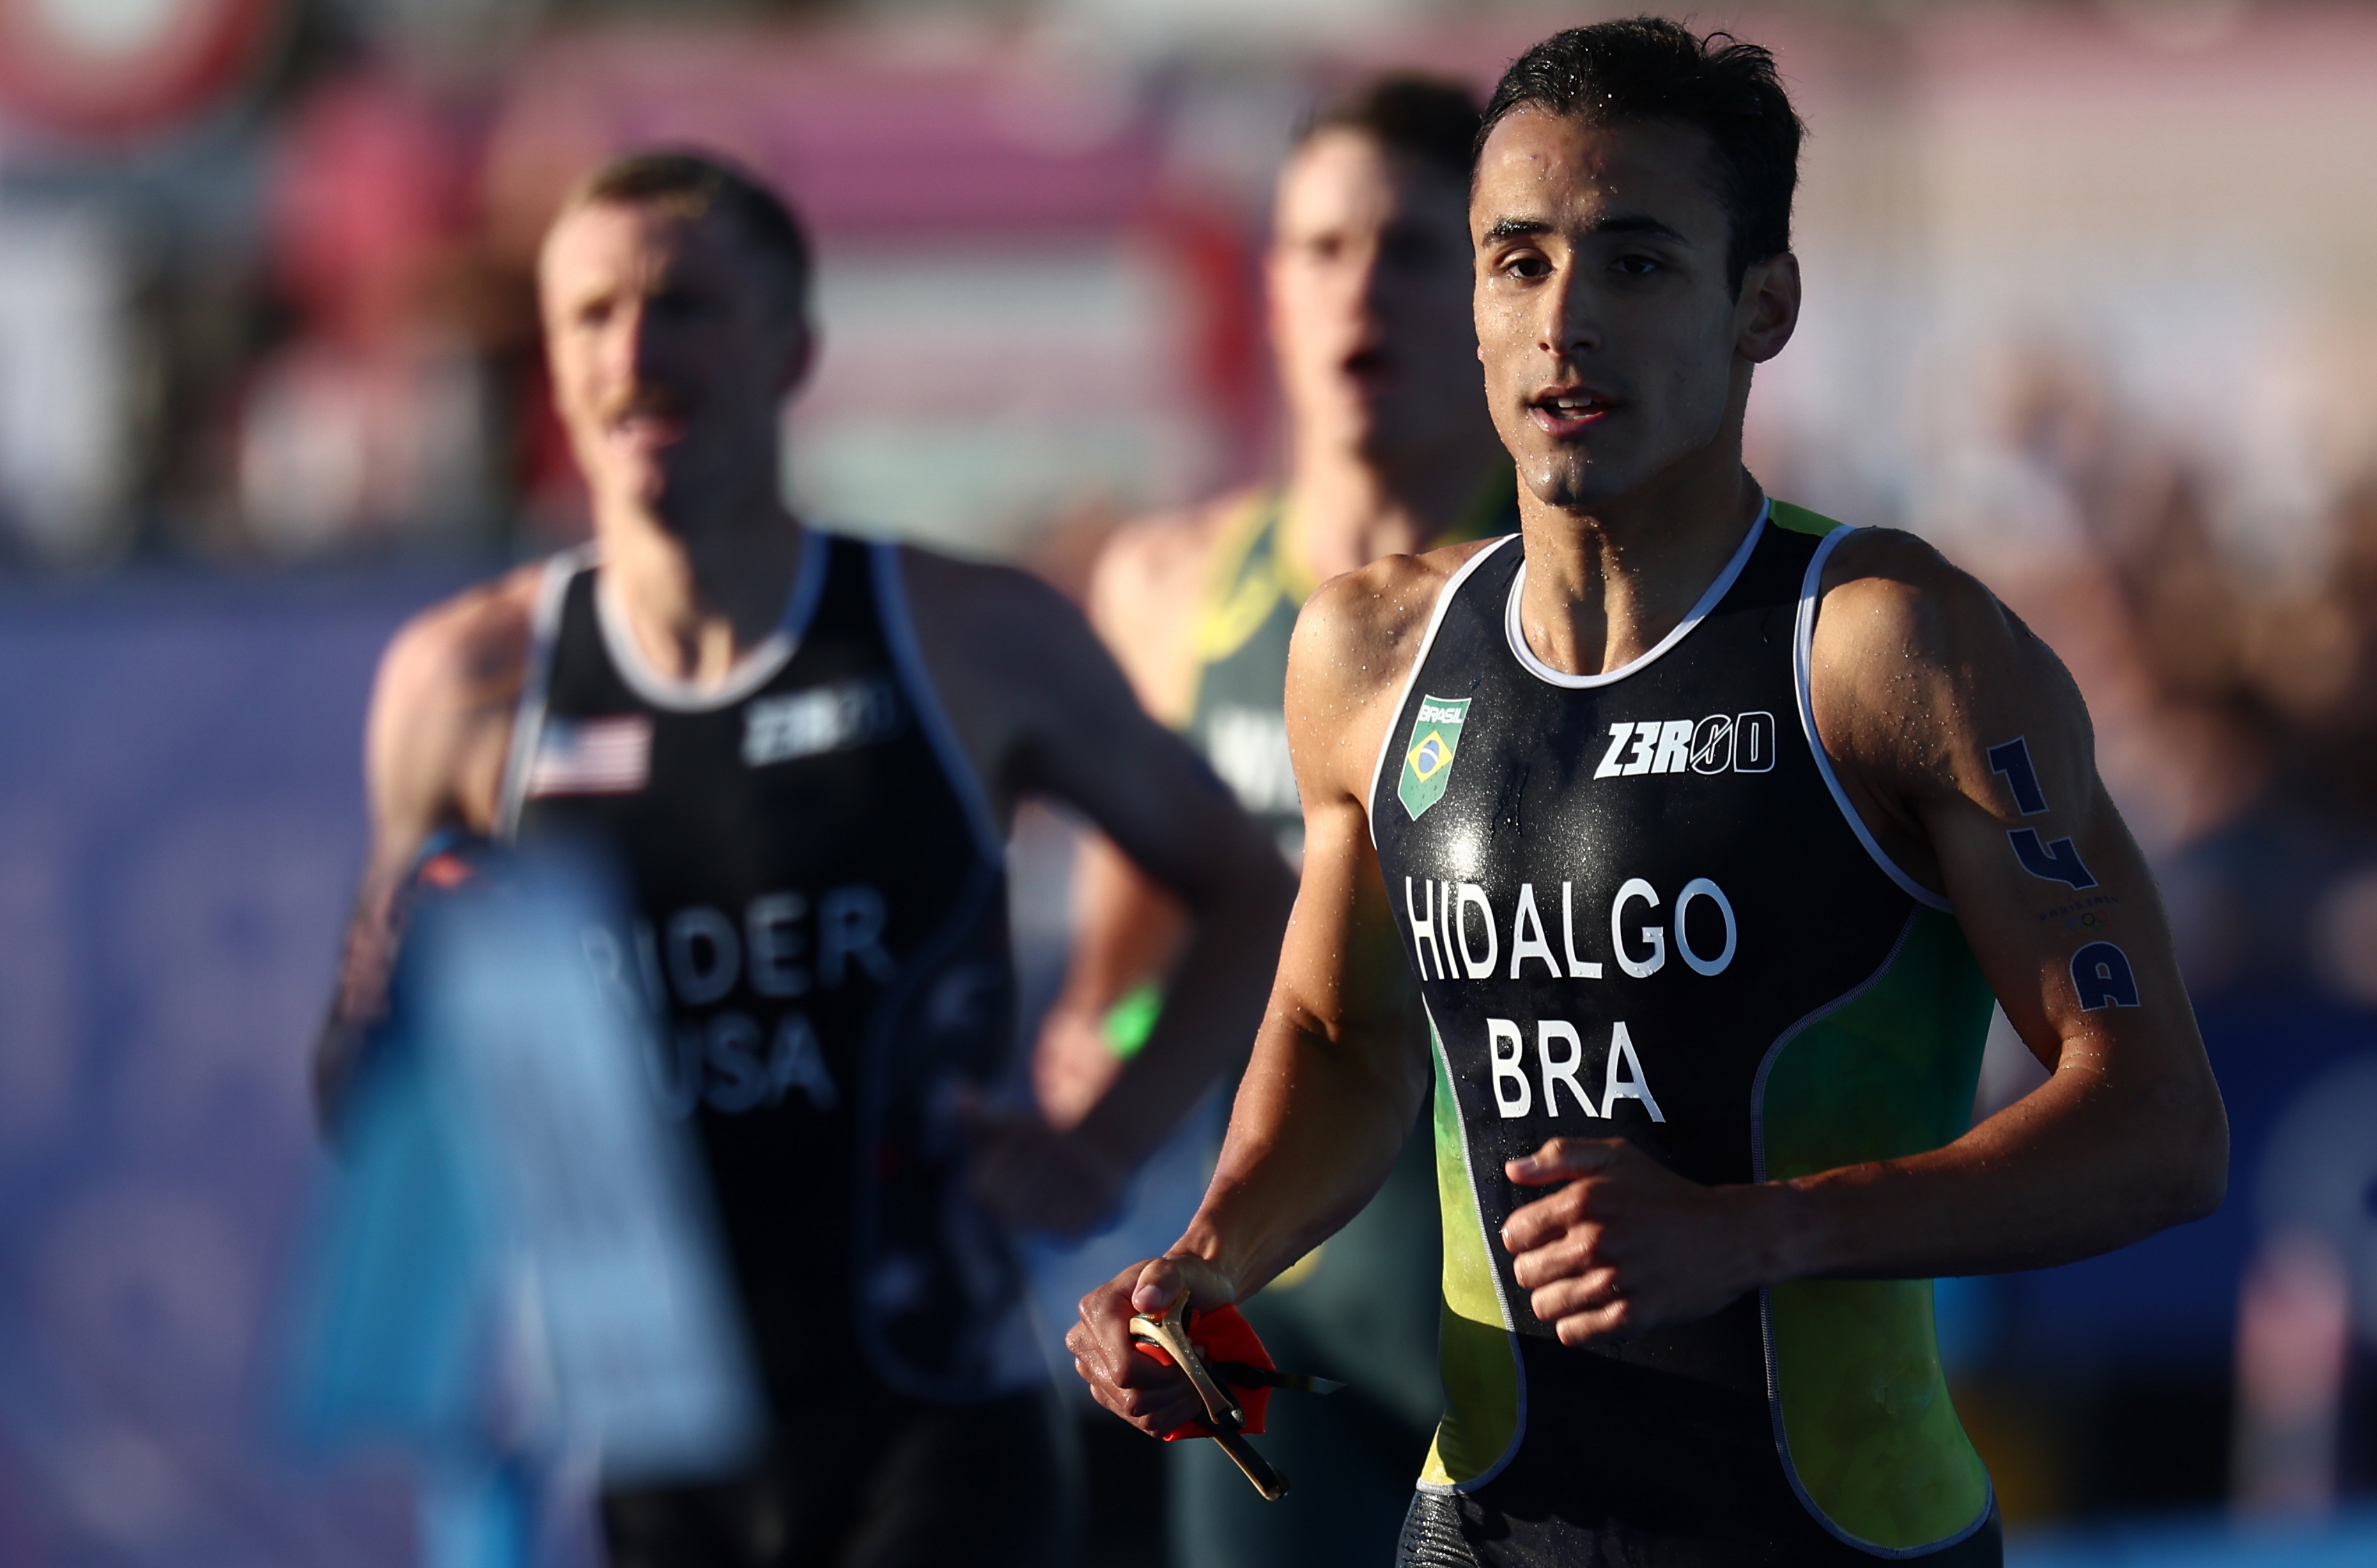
[
  {"x1": 2011, "y1": 1509, "x2": 2377, "y2": 1567},
  {"x1": 0, "y1": 572, "x2": 468, "y2": 1567}
]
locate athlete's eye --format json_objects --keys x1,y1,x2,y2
[
  {"x1": 1501, "y1": 253, "x2": 1552, "y2": 280},
  {"x1": 1612, "y1": 253, "x2": 1662, "y2": 277}
]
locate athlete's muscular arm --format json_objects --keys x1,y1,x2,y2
[
  {"x1": 1500, "y1": 529, "x2": 2228, "y2": 1344},
  {"x1": 311, "y1": 573, "x2": 536, "y2": 1133},
  {"x1": 1067, "y1": 548, "x2": 1468, "y2": 1438},
  {"x1": 1030, "y1": 504, "x2": 1216, "y2": 1126},
  {"x1": 904, "y1": 551, "x2": 1296, "y2": 1236}
]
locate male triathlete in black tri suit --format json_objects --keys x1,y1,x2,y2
[
  {"x1": 1069, "y1": 22, "x2": 2227, "y2": 1568},
  {"x1": 1029, "y1": 76, "x2": 1511, "y2": 1568},
  {"x1": 316, "y1": 150, "x2": 1294, "y2": 1568}
]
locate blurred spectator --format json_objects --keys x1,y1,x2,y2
[
  {"x1": 2234, "y1": 1053, "x2": 2377, "y2": 1513},
  {"x1": 0, "y1": 203, "x2": 132, "y2": 561},
  {"x1": 238, "y1": 76, "x2": 504, "y2": 558},
  {"x1": 2232, "y1": 1232, "x2": 2351, "y2": 1515}
]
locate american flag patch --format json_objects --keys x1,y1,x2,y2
[{"x1": 525, "y1": 715, "x2": 653, "y2": 797}]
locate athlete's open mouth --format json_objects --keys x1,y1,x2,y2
[
  {"x1": 1527, "y1": 385, "x2": 1615, "y2": 437},
  {"x1": 1342, "y1": 345, "x2": 1396, "y2": 388},
  {"x1": 605, "y1": 391, "x2": 691, "y2": 447}
]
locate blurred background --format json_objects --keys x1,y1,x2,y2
[{"x1": 2, "y1": 0, "x2": 2375, "y2": 1563}]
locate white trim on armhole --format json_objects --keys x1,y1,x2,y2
[
  {"x1": 1364, "y1": 535, "x2": 1521, "y2": 849},
  {"x1": 495, "y1": 545, "x2": 594, "y2": 843},
  {"x1": 1792, "y1": 527, "x2": 1952, "y2": 912},
  {"x1": 871, "y1": 541, "x2": 1006, "y2": 867}
]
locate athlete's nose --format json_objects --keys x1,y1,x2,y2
[
  {"x1": 624, "y1": 297, "x2": 672, "y2": 382},
  {"x1": 1535, "y1": 261, "x2": 1599, "y2": 361},
  {"x1": 1351, "y1": 236, "x2": 1391, "y2": 318},
  {"x1": 582, "y1": 295, "x2": 649, "y2": 396}
]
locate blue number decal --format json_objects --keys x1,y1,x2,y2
[
  {"x1": 2010, "y1": 828, "x2": 2097, "y2": 890},
  {"x1": 1987, "y1": 737, "x2": 2050, "y2": 816},
  {"x1": 2070, "y1": 942, "x2": 2139, "y2": 1010}
]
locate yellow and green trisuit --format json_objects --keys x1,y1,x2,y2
[{"x1": 1371, "y1": 503, "x2": 2002, "y2": 1565}]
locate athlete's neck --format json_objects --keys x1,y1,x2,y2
[
  {"x1": 595, "y1": 497, "x2": 807, "y2": 688},
  {"x1": 1510, "y1": 456, "x2": 1765, "y2": 680},
  {"x1": 1280, "y1": 427, "x2": 1501, "y2": 584}
]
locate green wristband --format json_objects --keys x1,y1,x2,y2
[{"x1": 1101, "y1": 984, "x2": 1164, "y2": 1059}]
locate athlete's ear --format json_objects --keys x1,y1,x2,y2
[
  {"x1": 780, "y1": 317, "x2": 820, "y2": 398},
  {"x1": 1733, "y1": 251, "x2": 1799, "y2": 366}
]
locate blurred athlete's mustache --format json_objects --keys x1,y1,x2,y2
[{"x1": 601, "y1": 385, "x2": 693, "y2": 428}]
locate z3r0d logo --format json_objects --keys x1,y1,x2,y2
[
  {"x1": 1399, "y1": 695, "x2": 1471, "y2": 820},
  {"x1": 1592, "y1": 712, "x2": 1776, "y2": 779}
]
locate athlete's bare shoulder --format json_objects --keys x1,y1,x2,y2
[
  {"x1": 1809, "y1": 524, "x2": 2085, "y2": 828},
  {"x1": 367, "y1": 561, "x2": 545, "y2": 841},
  {"x1": 1085, "y1": 489, "x2": 1254, "y2": 719},
  {"x1": 382, "y1": 565, "x2": 543, "y2": 703},
  {"x1": 1813, "y1": 526, "x2": 1984, "y2": 645},
  {"x1": 1295, "y1": 536, "x2": 1502, "y2": 706},
  {"x1": 1092, "y1": 491, "x2": 1242, "y2": 615},
  {"x1": 1287, "y1": 536, "x2": 1503, "y2": 802},
  {"x1": 1813, "y1": 526, "x2": 2067, "y2": 706}
]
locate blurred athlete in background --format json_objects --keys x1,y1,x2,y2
[
  {"x1": 316, "y1": 150, "x2": 1294, "y2": 1568},
  {"x1": 1032, "y1": 76, "x2": 1512, "y2": 1568},
  {"x1": 1071, "y1": 21, "x2": 2227, "y2": 1567}
]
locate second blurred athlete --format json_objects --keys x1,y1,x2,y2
[
  {"x1": 1034, "y1": 77, "x2": 1510, "y2": 1568},
  {"x1": 321, "y1": 151, "x2": 1294, "y2": 1568}
]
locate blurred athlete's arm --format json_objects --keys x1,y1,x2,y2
[
  {"x1": 1029, "y1": 511, "x2": 1210, "y2": 1126},
  {"x1": 1067, "y1": 550, "x2": 1461, "y2": 1436},
  {"x1": 312, "y1": 575, "x2": 535, "y2": 1131},
  {"x1": 1035, "y1": 837, "x2": 1188, "y2": 1124},
  {"x1": 906, "y1": 552, "x2": 1295, "y2": 1236},
  {"x1": 1498, "y1": 529, "x2": 2229, "y2": 1344}
]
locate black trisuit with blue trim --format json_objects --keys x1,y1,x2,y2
[
  {"x1": 1375, "y1": 503, "x2": 2004, "y2": 1567},
  {"x1": 502, "y1": 532, "x2": 1068, "y2": 1567}
]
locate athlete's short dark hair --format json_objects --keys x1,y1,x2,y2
[
  {"x1": 562, "y1": 148, "x2": 814, "y2": 316},
  {"x1": 1479, "y1": 17, "x2": 1803, "y2": 295},
  {"x1": 1298, "y1": 73, "x2": 1480, "y2": 186}
]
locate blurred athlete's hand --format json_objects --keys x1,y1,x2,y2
[
  {"x1": 1030, "y1": 1009, "x2": 1125, "y2": 1131},
  {"x1": 1066, "y1": 1255, "x2": 1237, "y2": 1438},
  {"x1": 1500, "y1": 1137, "x2": 1779, "y2": 1345},
  {"x1": 966, "y1": 1109, "x2": 1129, "y2": 1238}
]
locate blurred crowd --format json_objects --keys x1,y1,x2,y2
[
  {"x1": 1912, "y1": 343, "x2": 2377, "y2": 1522},
  {"x1": 1933, "y1": 345, "x2": 2377, "y2": 996},
  {"x1": 29, "y1": 0, "x2": 2364, "y2": 1015}
]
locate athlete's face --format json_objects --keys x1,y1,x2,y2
[
  {"x1": 539, "y1": 200, "x2": 812, "y2": 527},
  {"x1": 1471, "y1": 111, "x2": 1797, "y2": 512},
  {"x1": 1269, "y1": 130, "x2": 1485, "y2": 466}
]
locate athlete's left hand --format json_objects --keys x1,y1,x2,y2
[
  {"x1": 1500, "y1": 1137, "x2": 1772, "y2": 1344},
  {"x1": 967, "y1": 1108, "x2": 1131, "y2": 1239}
]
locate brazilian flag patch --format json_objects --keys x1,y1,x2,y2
[{"x1": 1398, "y1": 695, "x2": 1471, "y2": 820}]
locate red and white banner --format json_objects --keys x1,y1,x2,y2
[{"x1": 0, "y1": 0, "x2": 285, "y2": 140}]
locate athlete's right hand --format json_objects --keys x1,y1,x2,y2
[{"x1": 1067, "y1": 1255, "x2": 1237, "y2": 1437}]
